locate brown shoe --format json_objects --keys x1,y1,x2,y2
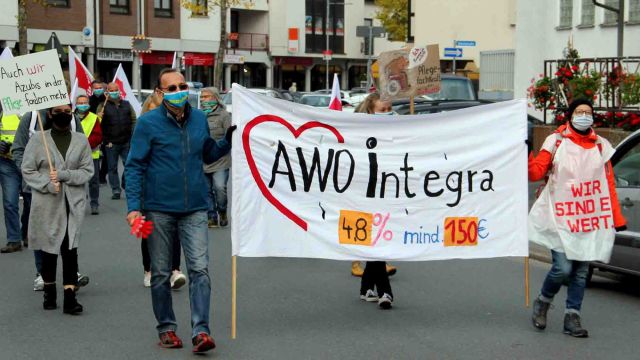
[
  {"x1": 219, "y1": 212, "x2": 228, "y2": 227},
  {"x1": 386, "y1": 264, "x2": 397, "y2": 276},
  {"x1": 1, "y1": 242, "x2": 22, "y2": 253},
  {"x1": 351, "y1": 261, "x2": 364, "y2": 277}
]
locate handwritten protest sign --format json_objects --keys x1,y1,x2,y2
[
  {"x1": 0, "y1": 49, "x2": 69, "y2": 115},
  {"x1": 231, "y1": 85, "x2": 528, "y2": 261},
  {"x1": 378, "y1": 44, "x2": 441, "y2": 100}
]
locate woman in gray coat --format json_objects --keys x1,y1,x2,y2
[
  {"x1": 200, "y1": 87, "x2": 231, "y2": 228},
  {"x1": 21, "y1": 104, "x2": 94, "y2": 314}
]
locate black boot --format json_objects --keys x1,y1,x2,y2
[
  {"x1": 43, "y1": 284, "x2": 57, "y2": 310},
  {"x1": 563, "y1": 312, "x2": 589, "y2": 338},
  {"x1": 63, "y1": 288, "x2": 83, "y2": 315},
  {"x1": 531, "y1": 298, "x2": 551, "y2": 330}
]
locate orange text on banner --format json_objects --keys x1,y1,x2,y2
[
  {"x1": 444, "y1": 217, "x2": 479, "y2": 247},
  {"x1": 338, "y1": 210, "x2": 373, "y2": 246}
]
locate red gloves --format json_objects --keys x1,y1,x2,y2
[{"x1": 130, "y1": 217, "x2": 154, "y2": 239}]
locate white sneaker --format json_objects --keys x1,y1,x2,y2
[
  {"x1": 143, "y1": 271, "x2": 151, "y2": 288},
  {"x1": 170, "y1": 270, "x2": 186, "y2": 290},
  {"x1": 378, "y1": 293, "x2": 393, "y2": 309},
  {"x1": 33, "y1": 274, "x2": 44, "y2": 291},
  {"x1": 360, "y1": 289, "x2": 379, "y2": 302}
]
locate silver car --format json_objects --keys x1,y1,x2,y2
[{"x1": 588, "y1": 129, "x2": 640, "y2": 281}]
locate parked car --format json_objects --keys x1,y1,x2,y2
[
  {"x1": 313, "y1": 89, "x2": 355, "y2": 101},
  {"x1": 588, "y1": 128, "x2": 640, "y2": 282},
  {"x1": 222, "y1": 88, "x2": 284, "y2": 113},
  {"x1": 299, "y1": 94, "x2": 355, "y2": 111}
]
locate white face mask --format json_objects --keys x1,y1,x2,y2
[
  {"x1": 571, "y1": 114, "x2": 593, "y2": 131},
  {"x1": 375, "y1": 111, "x2": 394, "y2": 116}
]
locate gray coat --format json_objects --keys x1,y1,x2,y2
[
  {"x1": 21, "y1": 130, "x2": 94, "y2": 254},
  {"x1": 203, "y1": 107, "x2": 231, "y2": 173}
]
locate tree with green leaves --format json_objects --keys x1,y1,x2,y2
[
  {"x1": 181, "y1": 0, "x2": 254, "y2": 89},
  {"x1": 17, "y1": 0, "x2": 49, "y2": 55},
  {"x1": 375, "y1": 0, "x2": 408, "y2": 42}
]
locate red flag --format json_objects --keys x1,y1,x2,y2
[
  {"x1": 68, "y1": 46, "x2": 94, "y2": 96},
  {"x1": 328, "y1": 73, "x2": 342, "y2": 111},
  {"x1": 113, "y1": 63, "x2": 142, "y2": 116}
]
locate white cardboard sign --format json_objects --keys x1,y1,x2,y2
[{"x1": 0, "y1": 49, "x2": 69, "y2": 115}]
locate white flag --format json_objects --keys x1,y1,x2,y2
[
  {"x1": 113, "y1": 63, "x2": 142, "y2": 117},
  {"x1": 171, "y1": 52, "x2": 178, "y2": 69},
  {"x1": 68, "y1": 46, "x2": 94, "y2": 96},
  {"x1": 0, "y1": 47, "x2": 13, "y2": 60}
]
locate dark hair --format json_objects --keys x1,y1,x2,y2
[
  {"x1": 76, "y1": 94, "x2": 89, "y2": 101},
  {"x1": 156, "y1": 68, "x2": 181, "y2": 90},
  {"x1": 567, "y1": 97, "x2": 594, "y2": 118},
  {"x1": 91, "y1": 80, "x2": 103, "y2": 87}
]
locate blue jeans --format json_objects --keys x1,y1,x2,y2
[
  {"x1": 540, "y1": 250, "x2": 590, "y2": 312},
  {"x1": 0, "y1": 158, "x2": 21, "y2": 243},
  {"x1": 88, "y1": 159, "x2": 100, "y2": 207},
  {"x1": 205, "y1": 169, "x2": 229, "y2": 219},
  {"x1": 145, "y1": 210, "x2": 211, "y2": 338},
  {"x1": 105, "y1": 143, "x2": 129, "y2": 195}
]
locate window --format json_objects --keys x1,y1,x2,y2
[
  {"x1": 192, "y1": 0, "x2": 208, "y2": 16},
  {"x1": 154, "y1": 0, "x2": 172, "y2": 17},
  {"x1": 110, "y1": 0, "x2": 130, "y2": 15},
  {"x1": 46, "y1": 0, "x2": 69, "y2": 6},
  {"x1": 559, "y1": 0, "x2": 573, "y2": 28},
  {"x1": 305, "y1": 0, "x2": 344, "y2": 54},
  {"x1": 580, "y1": 0, "x2": 594, "y2": 26},
  {"x1": 630, "y1": 0, "x2": 640, "y2": 22},
  {"x1": 603, "y1": 0, "x2": 618, "y2": 24}
]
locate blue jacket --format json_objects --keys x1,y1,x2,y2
[{"x1": 125, "y1": 103, "x2": 231, "y2": 213}]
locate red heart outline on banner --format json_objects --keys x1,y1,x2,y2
[{"x1": 242, "y1": 114, "x2": 345, "y2": 231}]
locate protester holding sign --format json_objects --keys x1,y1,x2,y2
[
  {"x1": 21, "y1": 103, "x2": 94, "y2": 314},
  {"x1": 76, "y1": 95, "x2": 102, "y2": 215},
  {"x1": 528, "y1": 98, "x2": 627, "y2": 338},
  {"x1": 125, "y1": 68, "x2": 234, "y2": 353},
  {"x1": 12, "y1": 109, "x2": 90, "y2": 291}
]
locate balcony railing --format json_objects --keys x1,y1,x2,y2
[{"x1": 228, "y1": 32, "x2": 269, "y2": 53}]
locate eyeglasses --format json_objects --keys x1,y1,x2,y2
[
  {"x1": 52, "y1": 109, "x2": 72, "y2": 115},
  {"x1": 574, "y1": 110, "x2": 593, "y2": 116},
  {"x1": 160, "y1": 83, "x2": 189, "y2": 92}
]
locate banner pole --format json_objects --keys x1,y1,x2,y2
[
  {"x1": 231, "y1": 255, "x2": 237, "y2": 339},
  {"x1": 410, "y1": 95, "x2": 415, "y2": 115},
  {"x1": 525, "y1": 256, "x2": 530, "y2": 308},
  {"x1": 35, "y1": 112, "x2": 54, "y2": 173}
]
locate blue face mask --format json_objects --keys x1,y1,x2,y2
[
  {"x1": 108, "y1": 91, "x2": 120, "y2": 100},
  {"x1": 163, "y1": 90, "x2": 189, "y2": 108},
  {"x1": 93, "y1": 89, "x2": 104, "y2": 97},
  {"x1": 76, "y1": 104, "x2": 90, "y2": 113}
]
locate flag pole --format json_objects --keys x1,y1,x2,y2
[
  {"x1": 410, "y1": 95, "x2": 415, "y2": 115},
  {"x1": 231, "y1": 255, "x2": 237, "y2": 339},
  {"x1": 525, "y1": 256, "x2": 530, "y2": 307}
]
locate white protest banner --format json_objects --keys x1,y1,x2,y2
[
  {"x1": 378, "y1": 44, "x2": 441, "y2": 100},
  {"x1": 0, "y1": 49, "x2": 69, "y2": 115},
  {"x1": 231, "y1": 85, "x2": 529, "y2": 261}
]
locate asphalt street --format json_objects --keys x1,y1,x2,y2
[{"x1": 0, "y1": 184, "x2": 639, "y2": 360}]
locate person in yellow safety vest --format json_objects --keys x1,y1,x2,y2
[
  {"x1": 0, "y1": 107, "x2": 23, "y2": 253},
  {"x1": 76, "y1": 95, "x2": 103, "y2": 215}
]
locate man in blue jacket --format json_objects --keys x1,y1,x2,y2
[{"x1": 125, "y1": 68, "x2": 234, "y2": 354}]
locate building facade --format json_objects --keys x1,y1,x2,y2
[
  {"x1": 0, "y1": 0, "x2": 404, "y2": 92},
  {"x1": 515, "y1": 0, "x2": 640, "y2": 117}
]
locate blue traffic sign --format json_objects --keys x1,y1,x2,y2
[
  {"x1": 444, "y1": 47, "x2": 463, "y2": 58},
  {"x1": 455, "y1": 40, "x2": 476, "y2": 47}
]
